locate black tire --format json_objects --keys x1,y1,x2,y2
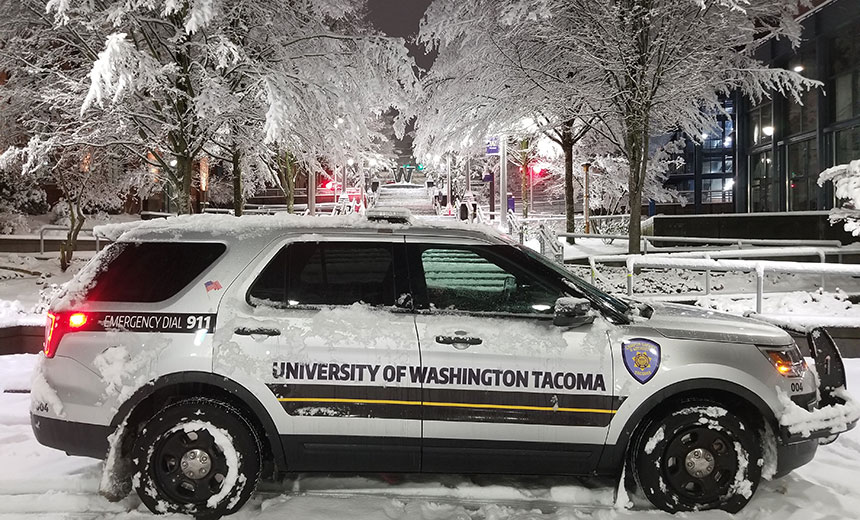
[
  {"x1": 132, "y1": 398, "x2": 262, "y2": 519},
  {"x1": 632, "y1": 403, "x2": 761, "y2": 513}
]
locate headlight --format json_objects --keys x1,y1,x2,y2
[{"x1": 758, "y1": 343, "x2": 807, "y2": 378}]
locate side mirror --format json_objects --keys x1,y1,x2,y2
[{"x1": 554, "y1": 297, "x2": 594, "y2": 328}]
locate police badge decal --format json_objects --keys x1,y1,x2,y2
[{"x1": 622, "y1": 338, "x2": 661, "y2": 384}]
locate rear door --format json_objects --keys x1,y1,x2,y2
[
  {"x1": 223, "y1": 236, "x2": 421, "y2": 472},
  {"x1": 407, "y1": 239, "x2": 616, "y2": 474}
]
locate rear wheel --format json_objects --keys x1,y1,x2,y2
[
  {"x1": 632, "y1": 403, "x2": 761, "y2": 513},
  {"x1": 132, "y1": 398, "x2": 261, "y2": 519}
]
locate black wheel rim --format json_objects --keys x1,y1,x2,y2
[
  {"x1": 662, "y1": 425, "x2": 738, "y2": 504},
  {"x1": 152, "y1": 427, "x2": 231, "y2": 506}
]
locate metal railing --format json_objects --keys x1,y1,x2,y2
[
  {"x1": 557, "y1": 232, "x2": 845, "y2": 254},
  {"x1": 587, "y1": 246, "x2": 844, "y2": 295},
  {"x1": 622, "y1": 256, "x2": 860, "y2": 313},
  {"x1": 538, "y1": 222, "x2": 564, "y2": 263},
  {"x1": 39, "y1": 226, "x2": 104, "y2": 255}
]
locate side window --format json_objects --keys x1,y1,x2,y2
[
  {"x1": 87, "y1": 242, "x2": 226, "y2": 302},
  {"x1": 418, "y1": 246, "x2": 563, "y2": 315},
  {"x1": 248, "y1": 242, "x2": 397, "y2": 308}
]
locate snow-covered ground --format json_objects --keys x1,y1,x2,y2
[{"x1": 2, "y1": 353, "x2": 860, "y2": 518}]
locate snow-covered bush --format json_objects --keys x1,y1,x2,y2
[{"x1": 818, "y1": 159, "x2": 860, "y2": 236}]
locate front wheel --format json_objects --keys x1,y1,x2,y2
[
  {"x1": 632, "y1": 403, "x2": 761, "y2": 513},
  {"x1": 132, "y1": 398, "x2": 261, "y2": 519}
]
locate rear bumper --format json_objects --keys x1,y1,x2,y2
[{"x1": 31, "y1": 413, "x2": 111, "y2": 459}]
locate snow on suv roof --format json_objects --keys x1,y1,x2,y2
[{"x1": 93, "y1": 212, "x2": 508, "y2": 244}]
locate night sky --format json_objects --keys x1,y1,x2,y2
[
  {"x1": 367, "y1": 0, "x2": 435, "y2": 163},
  {"x1": 367, "y1": 0, "x2": 435, "y2": 70}
]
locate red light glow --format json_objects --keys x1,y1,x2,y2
[{"x1": 69, "y1": 313, "x2": 88, "y2": 328}]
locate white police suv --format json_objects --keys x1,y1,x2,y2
[{"x1": 30, "y1": 212, "x2": 857, "y2": 518}]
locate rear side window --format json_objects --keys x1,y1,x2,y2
[
  {"x1": 248, "y1": 242, "x2": 397, "y2": 307},
  {"x1": 86, "y1": 242, "x2": 226, "y2": 302}
]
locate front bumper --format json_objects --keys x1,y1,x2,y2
[
  {"x1": 779, "y1": 328, "x2": 858, "y2": 445},
  {"x1": 31, "y1": 413, "x2": 111, "y2": 459}
]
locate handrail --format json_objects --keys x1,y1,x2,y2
[
  {"x1": 557, "y1": 232, "x2": 844, "y2": 253},
  {"x1": 624, "y1": 256, "x2": 860, "y2": 313},
  {"x1": 39, "y1": 225, "x2": 103, "y2": 255},
  {"x1": 588, "y1": 246, "x2": 838, "y2": 293}
]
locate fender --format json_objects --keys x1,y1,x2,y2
[
  {"x1": 597, "y1": 378, "x2": 777, "y2": 475},
  {"x1": 111, "y1": 371, "x2": 286, "y2": 470}
]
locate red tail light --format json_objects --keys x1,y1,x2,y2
[{"x1": 44, "y1": 311, "x2": 89, "y2": 358}]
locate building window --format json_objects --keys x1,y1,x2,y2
[
  {"x1": 670, "y1": 179, "x2": 694, "y2": 204},
  {"x1": 787, "y1": 139, "x2": 819, "y2": 211},
  {"x1": 702, "y1": 177, "x2": 734, "y2": 204},
  {"x1": 832, "y1": 22, "x2": 860, "y2": 122},
  {"x1": 750, "y1": 150, "x2": 777, "y2": 212},
  {"x1": 747, "y1": 102, "x2": 773, "y2": 147},
  {"x1": 835, "y1": 125, "x2": 860, "y2": 164},
  {"x1": 787, "y1": 47, "x2": 818, "y2": 136},
  {"x1": 703, "y1": 118, "x2": 734, "y2": 149},
  {"x1": 702, "y1": 155, "x2": 733, "y2": 174}
]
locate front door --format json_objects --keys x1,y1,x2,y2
[
  {"x1": 225, "y1": 236, "x2": 421, "y2": 472},
  {"x1": 407, "y1": 240, "x2": 616, "y2": 474}
]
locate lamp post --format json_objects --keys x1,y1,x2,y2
[
  {"x1": 582, "y1": 162, "x2": 591, "y2": 234},
  {"x1": 446, "y1": 154, "x2": 451, "y2": 208}
]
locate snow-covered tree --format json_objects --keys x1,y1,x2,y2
[
  {"x1": 1, "y1": 0, "x2": 415, "y2": 216},
  {"x1": 415, "y1": 0, "x2": 595, "y2": 234},
  {"x1": 819, "y1": 160, "x2": 860, "y2": 237},
  {"x1": 417, "y1": 0, "x2": 817, "y2": 253},
  {"x1": 523, "y1": 0, "x2": 816, "y2": 252}
]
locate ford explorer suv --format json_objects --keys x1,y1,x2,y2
[{"x1": 30, "y1": 211, "x2": 857, "y2": 518}]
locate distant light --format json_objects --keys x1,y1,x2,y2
[
  {"x1": 724, "y1": 179, "x2": 734, "y2": 190},
  {"x1": 532, "y1": 304, "x2": 551, "y2": 312},
  {"x1": 724, "y1": 137, "x2": 733, "y2": 147},
  {"x1": 701, "y1": 133, "x2": 708, "y2": 140},
  {"x1": 337, "y1": 117, "x2": 344, "y2": 124},
  {"x1": 169, "y1": 159, "x2": 178, "y2": 167},
  {"x1": 762, "y1": 126, "x2": 774, "y2": 137},
  {"x1": 793, "y1": 65, "x2": 804, "y2": 73},
  {"x1": 347, "y1": 158, "x2": 355, "y2": 167},
  {"x1": 288, "y1": 300, "x2": 299, "y2": 306}
]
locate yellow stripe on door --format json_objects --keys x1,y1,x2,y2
[{"x1": 277, "y1": 397, "x2": 616, "y2": 414}]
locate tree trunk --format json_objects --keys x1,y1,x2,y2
[
  {"x1": 628, "y1": 165, "x2": 642, "y2": 255},
  {"x1": 59, "y1": 198, "x2": 85, "y2": 272},
  {"x1": 626, "y1": 122, "x2": 649, "y2": 254},
  {"x1": 232, "y1": 149, "x2": 243, "y2": 216},
  {"x1": 285, "y1": 156, "x2": 296, "y2": 214},
  {"x1": 171, "y1": 156, "x2": 194, "y2": 214},
  {"x1": 562, "y1": 134, "x2": 575, "y2": 244}
]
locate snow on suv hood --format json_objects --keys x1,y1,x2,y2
[{"x1": 643, "y1": 302, "x2": 793, "y2": 346}]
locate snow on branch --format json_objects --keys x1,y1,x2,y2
[{"x1": 81, "y1": 33, "x2": 160, "y2": 115}]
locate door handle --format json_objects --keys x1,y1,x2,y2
[
  {"x1": 234, "y1": 327, "x2": 281, "y2": 337},
  {"x1": 435, "y1": 335, "x2": 482, "y2": 347}
]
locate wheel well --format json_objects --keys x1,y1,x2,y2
[
  {"x1": 118, "y1": 381, "x2": 280, "y2": 478},
  {"x1": 633, "y1": 389, "x2": 769, "y2": 444},
  {"x1": 599, "y1": 382, "x2": 777, "y2": 476}
]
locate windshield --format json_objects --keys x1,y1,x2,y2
[{"x1": 518, "y1": 245, "x2": 631, "y2": 322}]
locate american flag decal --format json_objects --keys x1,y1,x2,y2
[{"x1": 204, "y1": 280, "x2": 222, "y2": 292}]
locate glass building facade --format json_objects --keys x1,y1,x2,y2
[{"x1": 664, "y1": 0, "x2": 860, "y2": 215}]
